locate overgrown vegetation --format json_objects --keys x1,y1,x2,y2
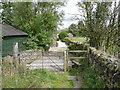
[
  {"x1": 79, "y1": 60, "x2": 107, "y2": 88},
  {"x1": 2, "y1": 57, "x2": 73, "y2": 88},
  {"x1": 65, "y1": 37, "x2": 120, "y2": 88},
  {"x1": 3, "y1": 70, "x2": 73, "y2": 88},
  {"x1": 58, "y1": 30, "x2": 68, "y2": 41},
  {"x1": 67, "y1": 2, "x2": 120, "y2": 58},
  {"x1": 1, "y1": 2, "x2": 64, "y2": 49},
  {"x1": 68, "y1": 64, "x2": 107, "y2": 88}
]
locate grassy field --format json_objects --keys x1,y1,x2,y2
[{"x1": 69, "y1": 37, "x2": 89, "y2": 44}]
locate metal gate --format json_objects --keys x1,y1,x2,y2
[{"x1": 19, "y1": 50, "x2": 65, "y2": 72}]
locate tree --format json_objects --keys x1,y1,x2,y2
[
  {"x1": 118, "y1": 1, "x2": 120, "y2": 58},
  {"x1": 77, "y1": 2, "x2": 120, "y2": 57},
  {"x1": 1, "y1": 2, "x2": 14, "y2": 25},
  {"x1": 2, "y1": 2, "x2": 64, "y2": 49},
  {"x1": 58, "y1": 30, "x2": 68, "y2": 41},
  {"x1": 77, "y1": 2, "x2": 112, "y2": 49},
  {"x1": 30, "y1": 2, "x2": 64, "y2": 47},
  {"x1": 12, "y1": 2, "x2": 34, "y2": 33},
  {"x1": 68, "y1": 23, "x2": 79, "y2": 36}
]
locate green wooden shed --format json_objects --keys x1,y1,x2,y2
[{"x1": 1, "y1": 24, "x2": 28, "y2": 57}]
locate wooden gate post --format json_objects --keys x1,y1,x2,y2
[{"x1": 64, "y1": 50, "x2": 67, "y2": 72}]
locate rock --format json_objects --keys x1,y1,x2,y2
[
  {"x1": 68, "y1": 33, "x2": 73, "y2": 38},
  {"x1": 68, "y1": 76, "x2": 76, "y2": 80}
]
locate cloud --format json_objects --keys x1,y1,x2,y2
[{"x1": 58, "y1": 0, "x2": 80, "y2": 29}]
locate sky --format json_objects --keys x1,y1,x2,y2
[
  {"x1": 0, "y1": 0, "x2": 119, "y2": 30},
  {"x1": 58, "y1": 0, "x2": 119, "y2": 30},
  {"x1": 58, "y1": 0, "x2": 80, "y2": 29}
]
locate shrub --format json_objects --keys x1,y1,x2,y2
[
  {"x1": 23, "y1": 36, "x2": 39, "y2": 49},
  {"x1": 58, "y1": 30, "x2": 68, "y2": 41}
]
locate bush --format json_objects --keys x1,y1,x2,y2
[
  {"x1": 58, "y1": 30, "x2": 68, "y2": 41},
  {"x1": 23, "y1": 36, "x2": 39, "y2": 49},
  {"x1": 23, "y1": 33, "x2": 52, "y2": 50},
  {"x1": 64, "y1": 37, "x2": 69, "y2": 44}
]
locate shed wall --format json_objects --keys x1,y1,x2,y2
[{"x1": 2, "y1": 36, "x2": 28, "y2": 57}]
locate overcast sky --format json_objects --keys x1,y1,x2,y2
[
  {"x1": 1, "y1": 0, "x2": 119, "y2": 30},
  {"x1": 58, "y1": 0, "x2": 119, "y2": 30},
  {"x1": 58, "y1": 0, "x2": 80, "y2": 30}
]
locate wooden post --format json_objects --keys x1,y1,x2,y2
[
  {"x1": 87, "y1": 46, "x2": 89, "y2": 58},
  {"x1": 66, "y1": 50, "x2": 68, "y2": 67},
  {"x1": 13, "y1": 42, "x2": 19, "y2": 66},
  {"x1": 87, "y1": 46, "x2": 90, "y2": 65},
  {"x1": 41, "y1": 49, "x2": 43, "y2": 58},
  {"x1": 64, "y1": 50, "x2": 67, "y2": 72}
]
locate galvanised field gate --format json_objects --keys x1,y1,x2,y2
[{"x1": 19, "y1": 50, "x2": 66, "y2": 72}]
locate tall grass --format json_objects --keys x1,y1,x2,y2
[
  {"x1": 3, "y1": 69, "x2": 73, "y2": 88},
  {"x1": 2, "y1": 56, "x2": 73, "y2": 88}
]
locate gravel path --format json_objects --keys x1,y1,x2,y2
[{"x1": 56, "y1": 41, "x2": 68, "y2": 47}]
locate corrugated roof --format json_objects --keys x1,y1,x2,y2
[{"x1": 1, "y1": 24, "x2": 28, "y2": 37}]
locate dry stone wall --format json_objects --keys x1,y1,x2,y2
[{"x1": 66, "y1": 38, "x2": 120, "y2": 88}]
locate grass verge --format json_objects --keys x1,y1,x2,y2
[
  {"x1": 3, "y1": 69, "x2": 73, "y2": 88},
  {"x1": 2, "y1": 56, "x2": 73, "y2": 88}
]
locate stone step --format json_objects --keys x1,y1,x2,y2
[
  {"x1": 73, "y1": 81, "x2": 81, "y2": 88},
  {"x1": 68, "y1": 76, "x2": 76, "y2": 80}
]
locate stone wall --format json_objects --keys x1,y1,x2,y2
[
  {"x1": 66, "y1": 38, "x2": 120, "y2": 88},
  {"x1": 88, "y1": 47, "x2": 120, "y2": 88}
]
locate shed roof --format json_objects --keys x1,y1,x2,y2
[{"x1": 1, "y1": 24, "x2": 28, "y2": 37}]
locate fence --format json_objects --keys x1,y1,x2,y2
[{"x1": 11, "y1": 42, "x2": 65, "y2": 72}]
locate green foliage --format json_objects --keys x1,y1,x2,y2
[
  {"x1": 12, "y1": 2, "x2": 34, "y2": 33},
  {"x1": 2, "y1": 2, "x2": 64, "y2": 50},
  {"x1": 1, "y1": 2, "x2": 14, "y2": 25},
  {"x1": 64, "y1": 37, "x2": 69, "y2": 44},
  {"x1": 2, "y1": 55, "x2": 73, "y2": 88},
  {"x1": 3, "y1": 69, "x2": 73, "y2": 88},
  {"x1": 68, "y1": 23, "x2": 79, "y2": 36},
  {"x1": 58, "y1": 30, "x2": 68, "y2": 41},
  {"x1": 69, "y1": 37, "x2": 88, "y2": 43},
  {"x1": 79, "y1": 62, "x2": 106, "y2": 88},
  {"x1": 77, "y1": 2, "x2": 119, "y2": 57},
  {"x1": 77, "y1": 2, "x2": 111, "y2": 48},
  {"x1": 66, "y1": 39, "x2": 120, "y2": 88},
  {"x1": 66, "y1": 40, "x2": 107, "y2": 88},
  {"x1": 23, "y1": 36, "x2": 39, "y2": 49},
  {"x1": 68, "y1": 21, "x2": 85, "y2": 37}
]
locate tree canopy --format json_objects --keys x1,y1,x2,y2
[
  {"x1": 68, "y1": 2, "x2": 119, "y2": 57},
  {"x1": 1, "y1": 2, "x2": 64, "y2": 49}
]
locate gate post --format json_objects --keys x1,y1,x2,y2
[
  {"x1": 64, "y1": 50, "x2": 67, "y2": 72},
  {"x1": 13, "y1": 42, "x2": 19, "y2": 67}
]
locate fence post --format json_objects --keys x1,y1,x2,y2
[
  {"x1": 64, "y1": 50, "x2": 67, "y2": 72},
  {"x1": 87, "y1": 46, "x2": 90, "y2": 65},
  {"x1": 13, "y1": 42, "x2": 19, "y2": 66},
  {"x1": 66, "y1": 50, "x2": 68, "y2": 68}
]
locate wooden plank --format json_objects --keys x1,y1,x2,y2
[
  {"x1": 69, "y1": 57, "x2": 86, "y2": 59},
  {"x1": 68, "y1": 50, "x2": 87, "y2": 53},
  {"x1": 72, "y1": 61, "x2": 82, "y2": 66},
  {"x1": 68, "y1": 63, "x2": 74, "y2": 65}
]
